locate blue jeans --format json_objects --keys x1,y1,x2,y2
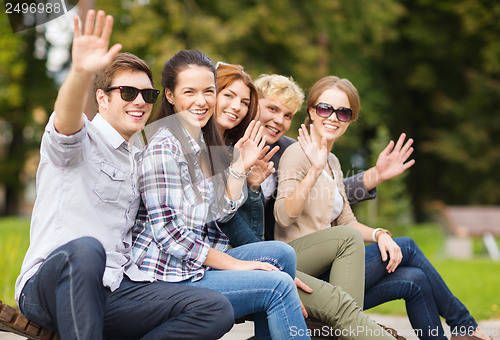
[
  {"x1": 19, "y1": 237, "x2": 234, "y2": 340},
  {"x1": 220, "y1": 188, "x2": 264, "y2": 247},
  {"x1": 364, "y1": 237, "x2": 478, "y2": 340},
  {"x1": 181, "y1": 241, "x2": 310, "y2": 340}
]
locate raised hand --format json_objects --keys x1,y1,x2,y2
[
  {"x1": 375, "y1": 133, "x2": 415, "y2": 182},
  {"x1": 233, "y1": 121, "x2": 268, "y2": 172},
  {"x1": 246, "y1": 145, "x2": 279, "y2": 190},
  {"x1": 71, "y1": 10, "x2": 122, "y2": 74},
  {"x1": 297, "y1": 124, "x2": 327, "y2": 172},
  {"x1": 54, "y1": 10, "x2": 122, "y2": 135}
]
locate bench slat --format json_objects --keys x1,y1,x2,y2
[{"x1": 0, "y1": 300, "x2": 60, "y2": 340}]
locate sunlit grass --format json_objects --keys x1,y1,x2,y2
[{"x1": 0, "y1": 217, "x2": 30, "y2": 307}]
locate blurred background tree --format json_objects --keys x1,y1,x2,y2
[
  {"x1": 1, "y1": 0, "x2": 499, "y2": 223},
  {"x1": 374, "y1": 0, "x2": 500, "y2": 221},
  {"x1": 0, "y1": 12, "x2": 56, "y2": 216}
]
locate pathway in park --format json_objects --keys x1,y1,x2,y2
[{"x1": 220, "y1": 315, "x2": 500, "y2": 340}]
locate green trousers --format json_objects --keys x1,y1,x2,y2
[{"x1": 290, "y1": 226, "x2": 394, "y2": 340}]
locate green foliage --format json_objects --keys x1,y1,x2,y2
[
  {"x1": 375, "y1": 0, "x2": 500, "y2": 219},
  {"x1": 0, "y1": 217, "x2": 30, "y2": 306},
  {"x1": 354, "y1": 126, "x2": 413, "y2": 227},
  {"x1": 0, "y1": 13, "x2": 56, "y2": 215},
  {"x1": 2, "y1": 0, "x2": 500, "y2": 220}
]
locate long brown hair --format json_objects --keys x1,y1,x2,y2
[
  {"x1": 216, "y1": 64, "x2": 259, "y2": 145},
  {"x1": 154, "y1": 50, "x2": 230, "y2": 198}
]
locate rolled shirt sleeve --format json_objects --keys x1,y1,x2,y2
[
  {"x1": 343, "y1": 171, "x2": 377, "y2": 204},
  {"x1": 43, "y1": 112, "x2": 90, "y2": 167}
]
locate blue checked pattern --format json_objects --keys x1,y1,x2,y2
[{"x1": 132, "y1": 126, "x2": 241, "y2": 282}]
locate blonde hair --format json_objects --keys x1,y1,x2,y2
[{"x1": 254, "y1": 74, "x2": 304, "y2": 114}]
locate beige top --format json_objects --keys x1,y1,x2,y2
[{"x1": 274, "y1": 142, "x2": 357, "y2": 243}]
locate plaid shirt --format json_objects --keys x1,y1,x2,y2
[{"x1": 132, "y1": 126, "x2": 242, "y2": 282}]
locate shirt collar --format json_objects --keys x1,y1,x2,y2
[
  {"x1": 180, "y1": 124, "x2": 205, "y2": 157},
  {"x1": 91, "y1": 113, "x2": 129, "y2": 150}
]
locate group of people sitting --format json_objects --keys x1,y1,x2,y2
[{"x1": 14, "y1": 10, "x2": 491, "y2": 340}]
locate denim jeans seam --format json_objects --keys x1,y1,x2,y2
[
  {"x1": 44, "y1": 250, "x2": 80, "y2": 340},
  {"x1": 377, "y1": 278, "x2": 444, "y2": 337},
  {"x1": 21, "y1": 298, "x2": 53, "y2": 324},
  {"x1": 256, "y1": 287, "x2": 295, "y2": 340},
  {"x1": 274, "y1": 301, "x2": 292, "y2": 340}
]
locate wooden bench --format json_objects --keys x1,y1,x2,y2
[
  {"x1": 0, "y1": 300, "x2": 60, "y2": 340},
  {"x1": 433, "y1": 201, "x2": 500, "y2": 260}
]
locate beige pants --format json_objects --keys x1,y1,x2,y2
[{"x1": 290, "y1": 226, "x2": 394, "y2": 340}]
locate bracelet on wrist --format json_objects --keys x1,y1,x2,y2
[
  {"x1": 372, "y1": 228, "x2": 382, "y2": 242},
  {"x1": 372, "y1": 228, "x2": 391, "y2": 242},
  {"x1": 229, "y1": 164, "x2": 251, "y2": 180}
]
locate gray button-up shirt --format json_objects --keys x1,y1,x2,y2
[{"x1": 15, "y1": 113, "x2": 153, "y2": 301}]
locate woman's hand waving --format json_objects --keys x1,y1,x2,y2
[
  {"x1": 298, "y1": 124, "x2": 327, "y2": 174},
  {"x1": 233, "y1": 121, "x2": 268, "y2": 173}
]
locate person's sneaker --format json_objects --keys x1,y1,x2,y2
[{"x1": 378, "y1": 323, "x2": 407, "y2": 340}]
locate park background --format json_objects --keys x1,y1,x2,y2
[{"x1": 0, "y1": 0, "x2": 499, "y2": 326}]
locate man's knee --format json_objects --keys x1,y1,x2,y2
[
  {"x1": 210, "y1": 295, "x2": 234, "y2": 337},
  {"x1": 193, "y1": 290, "x2": 234, "y2": 339},
  {"x1": 59, "y1": 237, "x2": 106, "y2": 276}
]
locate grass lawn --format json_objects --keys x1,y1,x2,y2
[
  {"x1": 1, "y1": 218, "x2": 499, "y2": 321},
  {"x1": 0, "y1": 217, "x2": 30, "y2": 307}
]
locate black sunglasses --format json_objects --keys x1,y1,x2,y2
[
  {"x1": 313, "y1": 102, "x2": 353, "y2": 122},
  {"x1": 105, "y1": 86, "x2": 160, "y2": 104}
]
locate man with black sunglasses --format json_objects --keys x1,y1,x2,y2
[
  {"x1": 105, "y1": 86, "x2": 160, "y2": 104},
  {"x1": 15, "y1": 10, "x2": 233, "y2": 340}
]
